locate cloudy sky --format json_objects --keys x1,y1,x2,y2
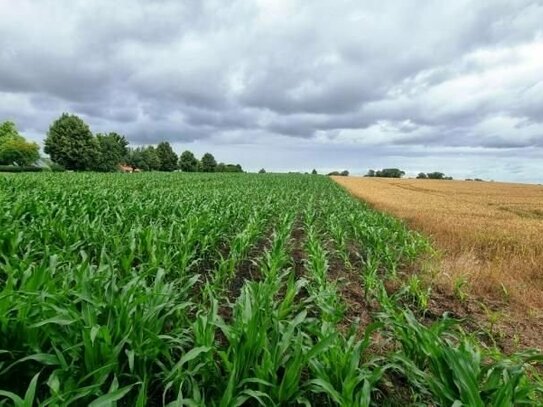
[{"x1": 1, "y1": 0, "x2": 543, "y2": 181}]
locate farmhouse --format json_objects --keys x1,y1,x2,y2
[{"x1": 119, "y1": 164, "x2": 135, "y2": 173}]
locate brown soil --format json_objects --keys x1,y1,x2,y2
[
  {"x1": 288, "y1": 220, "x2": 311, "y2": 303},
  {"x1": 228, "y1": 256, "x2": 260, "y2": 300},
  {"x1": 326, "y1": 243, "x2": 375, "y2": 331},
  {"x1": 396, "y1": 269, "x2": 543, "y2": 352},
  {"x1": 290, "y1": 220, "x2": 307, "y2": 281},
  {"x1": 214, "y1": 229, "x2": 274, "y2": 324},
  {"x1": 430, "y1": 287, "x2": 543, "y2": 353}
]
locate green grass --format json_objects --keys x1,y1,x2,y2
[{"x1": 0, "y1": 172, "x2": 541, "y2": 406}]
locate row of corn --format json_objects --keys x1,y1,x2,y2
[{"x1": 0, "y1": 172, "x2": 541, "y2": 406}]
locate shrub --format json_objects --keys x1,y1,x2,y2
[
  {"x1": 375, "y1": 168, "x2": 405, "y2": 178},
  {"x1": 49, "y1": 162, "x2": 66, "y2": 172}
]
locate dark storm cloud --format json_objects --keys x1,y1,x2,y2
[{"x1": 1, "y1": 0, "x2": 543, "y2": 180}]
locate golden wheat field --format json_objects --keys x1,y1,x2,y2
[{"x1": 333, "y1": 176, "x2": 543, "y2": 317}]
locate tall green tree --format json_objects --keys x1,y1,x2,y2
[
  {"x1": 0, "y1": 121, "x2": 21, "y2": 144},
  {"x1": 44, "y1": 113, "x2": 99, "y2": 170},
  {"x1": 201, "y1": 153, "x2": 217, "y2": 172},
  {"x1": 126, "y1": 146, "x2": 161, "y2": 171},
  {"x1": 94, "y1": 133, "x2": 129, "y2": 172},
  {"x1": 0, "y1": 138, "x2": 40, "y2": 166},
  {"x1": 126, "y1": 147, "x2": 147, "y2": 171},
  {"x1": 142, "y1": 146, "x2": 161, "y2": 171},
  {"x1": 0, "y1": 121, "x2": 40, "y2": 166},
  {"x1": 179, "y1": 150, "x2": 199, "y2": 172},
  {"x1": 156, "y1": 141, "x2": 178, "y2": 172}
]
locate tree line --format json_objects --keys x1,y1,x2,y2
[
  {"x1": 327, "y1": 170, "x2": 349, "y2": 176},
  {"x1": 365, "y1": 168, "x2": 453, "y2": 179},
  {"x1": 416, "y1": 172, "x2": 453, "y2": 180},
  {"x1": 0, "y1": 114, "x2": 243, "y2": 173},
  {"x1": 365, "y1": 168, "x2": 405, "y2": 178},
  {"x1": 44, "y1": 113, "x2": 243, "y2": 172}
]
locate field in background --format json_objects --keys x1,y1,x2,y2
[{"x1": 333, "y1": 176, "x2": 543, "y2": 316}]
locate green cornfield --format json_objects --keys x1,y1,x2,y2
[{"x1": 0, "y1": 173, "x2": 541, "y2": 406}]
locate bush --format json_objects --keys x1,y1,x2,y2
[
  {"x1": 366, "y1": 168, "x2": 405, "y2": 178},
  {"x1": 0, "y1": 138, "x2": 40, "y2": 166},
  {"x1": 327, "y1": 170, "x2": 349, "y2": 176},
  {"x1": 49, "y1": 162, "x2": 66, "y2": 172},
  {"x1": 419, "y1": 172, "x2": 453, "y2": 180},
  {"x1": 0, "y1": 165, "x2": 43, "y2": 173},
  {"x1": 376, "y1": 168, "x2": 405, "y2": 178},
  {"x1": 426, "y1": 172, "x2": 445, "y2": 180},
  {"x1": 44, "y1": 113, "x2": 98, "y2": 171}
]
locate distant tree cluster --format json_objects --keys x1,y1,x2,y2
[
  {"x1": 262, "y1": 169, "x2": 320, "y2": 175},
  {"x1": 217, "y1": 163, "x2": 243, "y2": 172},
  {"x1": 417, "y1": 172, "x2": 453, "y2": 180},
  {"x1": 95, "y1": 133, "x2": 129, "y2": 172},
  {"x1": 125, "y1": 146, "x2": 161, "y2": 172},
  {"x1": 39, "y1": 113, "x2": 243, "y2": 173},
  {"x1": 365, "y1": 168, "x2": 405, "y2": 178},
  {"x1": 327, "y1": 170, "x2": 349, "y2": 176},
  {"x1": 0, "y1": 121, "x2": 40, "y2": 166},
  {"x1": 179, "y1": 150, "x2": 199, "y2": 172}
]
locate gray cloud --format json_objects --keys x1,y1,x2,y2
[{"x1": 1, "y1": 0, "x2": 543, "y2": 180}]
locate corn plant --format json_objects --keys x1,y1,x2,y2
[{"x1": 383, "y1": 310, "x2": 543, "y2": 406}]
